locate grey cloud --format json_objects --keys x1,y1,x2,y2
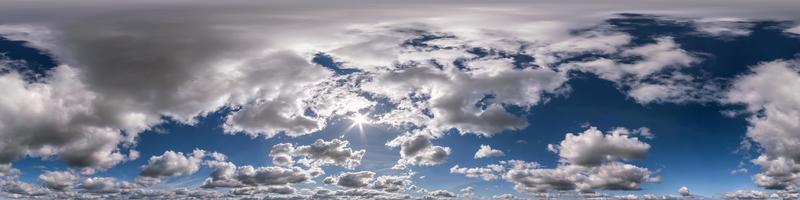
[
  {"x1": 0, "y1": 165, "x2": 20, "y2": 177},
  {"x1": 270, "y1": 139, "x2": 366, "y2": 169},
  {"x1": 37, "y1": 171, "x2": 77, "y2": 191},
  {"x1": 386, "y1": 132, "x2": 450, "y2": 168},
  {"x1": 326, "y1": 171, "x2": 375, "y2": 188},
  {"x1": 426, "y1": 189, "x2": 456, "y2": 198},
  {"x1": 200, "y1": 160, "x2": 324, "y2": 189},
  {"x1": 371, "y1": 174, "x2": 414, "y2": 193},
  {"x1": 230, "y1": 186, "x2": 296, "y2": 196}
]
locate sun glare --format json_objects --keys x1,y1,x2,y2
[{"x1": 347, "y1": 113, "x2": 370, "y2": 135}]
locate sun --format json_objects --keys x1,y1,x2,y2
[
  {"x1": 347, "y1": 113, "x2": 370, "y2": 135},
  {"x1": 351, "y1": 113, "x2": 368, "y2": 126}
]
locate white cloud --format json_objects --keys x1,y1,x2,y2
[
  {"x1": 726, "y1": 60, "x2": 800, "y2": 189},
  {"x1": 724, "y1": 190, "x2": 770, "y2": 200},
  {"x1": 679, "y1": 186, "x2": 691, "y2": 196},
  {"x1": 452, "y1": 127, "x2": 657, "y2": 194},
  {"x1": 427, "y1": 189, "x2": 456, "y2": 198},
  {"x1": 551, "y1": 126, "x2": 651, "y2": 167},
  {"x1": 692, "y1": 18, "x2": 753, "y2": 37},
  {"x1": 474, "y1": 145, "x2": 505, "y2": 159},
  {"x1": 138, "y1": 149, "x2": 207, "y2": 183},
  {"x1": 786, "y1": 25, "x2": 800, "y2": 35},
  {"x1": 450, "y1": 164, "x2": 505, "y2": 181}
]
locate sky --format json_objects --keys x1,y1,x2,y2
[{"x1": 1, "y1": 0, "x2": 800, "y2": 199}]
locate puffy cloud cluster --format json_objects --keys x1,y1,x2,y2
[
  {"x1": 726, "y1": 60, "x2": 800, "y2": 190},
  {"x1": 37, "y1": 171, "x2": 78, "y2": 191},
  {"x1": 451, "y1": 127, "x2": 657, "y2": 194},
  {"x1": 549, "y1": 126, "x2": 651, "y2": 167},
  {"x1": 324, "y1": 171, "x2": 375, "y2": 188},
  {"x1": 270, "y1": 139, "x2": 366, "y2": 169},
  {"x1": 386, "y1": 132, "x2": 451, "y2": 168},
  {"x1": 138, "y1": 149, "x2": 207, "y2": 183},
  {"x1": 323, "y1": 171, "x2": 416, "y2": 194},
  {"x1": 450, "y1": 164, "x2": 505, "y2": 181},
  {"x1": 2, "y1": 1, "x2": 800, "y2": 197},
  {"x1": 474, "y1": 145, "x2": 505, "y2": 159},
  {"x1": 201, "y1": 163, "x2": 323, "y2": 189}
]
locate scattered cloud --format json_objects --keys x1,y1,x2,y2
[{"x1": 474, "y1": 145, "x2": 505, "y2": 159}]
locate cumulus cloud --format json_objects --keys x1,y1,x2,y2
[
  {"x1": 474, "y1": 145, "x2": 505, "y2": 159},
  {"x1": 493, "y1": 193, "x2": 519, "y2": 200},
  {"x1": 37, "y1": 171, "x2": 77, "y2": 191},
  {"x1": 386, "y1": 132, "x2": 451, "y2": 168},
  {"x1": 724, "y1": 190, "x2": 770, "y2": 200},
  {"x1": 550, "y1": 126, "x2": 651, "y2": 166},
  {"x1": 139, "y1": 149, "x2": 206, "y2": 180},
  {"x1": 270, "y1": 139, "x2": 366, "y2": 169},
  {"x1": 371, "y1": 174, "x2": 414, "y2": 192},
  {"x1": 77, "y1": 177, "x2": 137, "y2": 194},
  {"x1": 0, "y1": 165, "x2": 20, "y2": 177},
  {"x1": 200, "y1": 159, "x2": 324, "y2": 189},
  {"x1": 450, "y1": 164, "x2": 505, "y2": 181},
  {"x1": 726, "y1": 60, "x2": 800, "y2": 189},
  {"x1": 230, "y1": 186, "x2": 296, "y2": 196},
  {"x1": 452, "y1": 127, "x2": 657, "y2": 194},
  {"x1": 679, "y1": 186, "x2": 691, "y2": 197},
  {"x1": 324, "y1": 171, "x2": 375, "y2": 188}
]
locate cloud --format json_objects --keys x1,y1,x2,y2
[
  {"x1": 37, "y1": 171, "x2": 77, "y2": 191},
  {"x1": 426, "y1": 189, "x2": 456, "y2": 198},
  {"x1": 726, "y1": 60, "x2": 800, "y2": 189},
  {"x1": 450, "y1": 164, "x2": 505, "y2": 181},
  {"x1": 493, "y1": 193, "x2": 519, "y2": 200},
  {"x1": 138, "y1": 149, "x2": 206, "y2": 180},
  {"x1": 0, "y1": 64, "x2": 129, "y2": 172},
  {"x1": 0, "y1": 165, "x2": 20, "y2": 177},
  {"x1": 452, "y1": 127, "x2": 657, "y2": 194},
  {"x1": 724, "y1": 190, "x2": 770, "y2": 200},
  {"x1": 679, "y1": 186, "x2": 691, "y2": 197},
  {"x1": 386, "y1": 132, "x2": 451, "y2": 168},
  {"x1": 692, "y1": 18, "x2": 753, "y2": 37},
  {"x1": 270, "y1": 139, "x2": 366, "y2": 169},
  {"x1": 200, "y1": 159, "x2": 324, "y2": 189},
  {"x1": 562, "y1": 36, "x2": 710, "y2": 105},
  {"x1": 230, "y1": 186, "x2": 296, "y2": 196},
  {"x1": 786, "y1": 25, "x2": 800, "y2": 35},
  {"x1": 550, "y1": 126, "x2": 651, "y2": 167},
  {"x1": 474, "y1": 145, "x2": 505, "y2": 159},
  {"x1": 371, "y1": 174, "x2": 414, "y2": 193},
  {"x1": 77, "y1": 177, "x2": 137, "y2": 194},
  {"x1": 0, "y1": 179, "x2": 50, "y2": 197},
  {"x1": 324, "y1": 171, "x2": 375, "y2": 188}
]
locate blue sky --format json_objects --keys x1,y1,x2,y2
[{"x1": 2, "y1": 1, "x2": 800, "y2": 199}]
